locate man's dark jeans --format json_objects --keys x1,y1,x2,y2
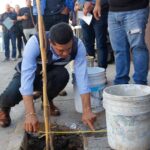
[
  {"x1": 3, "y1": 31, "x2": 16, "y2": 59},
  {"x1": 80, "y1": 11, "x2": 108, "y2": 69},
  {"x1": 0, "y1": 66, "x2": 69, "y2": 108}
]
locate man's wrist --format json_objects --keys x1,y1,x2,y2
[
  {"x1": 25, "y1": 112, "x2": 36, "y2": 118},
  {"x1": 83, "y1": 107, "x2": 92, "y2": 113}
]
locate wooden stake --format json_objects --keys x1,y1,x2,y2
[{"x1": 35, "y1": 0, "x2": 54, "y2": 149}]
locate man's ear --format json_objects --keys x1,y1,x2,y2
[{"x1": 49, "y1": 39, "x2": 56, "y2": 46}]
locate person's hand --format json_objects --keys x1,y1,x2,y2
[
  {"x1": 24, "y1": 114, "x2": 39, "y2": 133},
  {"x1": 22, "y1": 15, "x2": 28, "y2": 20},
  {"x1": 93, "y1": 4, "x2": 101, "y2": 20},
  {"x1": 83, "y1": 1, "x2": 94, "y2": 16},
  {"x1": 61, "y1": 7, "x2": 70, "y2": 15},
  {"x1": 82, "y1": 111, "x2": 96, "y2": 131},
  {"x1": 12, "y1": 20, "x2": 16, "y2": 24}
]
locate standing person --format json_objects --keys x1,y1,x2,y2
[
  {"x1": 15, "y1": 5, "x2": 27, "y2": 58},
  {"x1": 33, "y1": 0, "x2": 74, "y2": 31},
  {"x1": 0, "y1": 23, "x2": 96, "y2": 131},
  {"x1": 0, "y1": 4, "x2": 17, "y2": 61},
  {"x1": 94, "y1": 0, "x2": 149, "y2": 84},
  {"x1": 18, "y1": 0, "x2": 36, "y2": 41},
  {"x1": 75, "y1": 0, "x2": 109, "y2": 69}
]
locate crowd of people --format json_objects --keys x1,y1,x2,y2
[
  {"x1": 0, "y1": 0, "x2": 36, "y2": 61},
  {"x1": 0, "y1": 0, "x2": 149, "y2": 134}
]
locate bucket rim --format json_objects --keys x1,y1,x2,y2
[
  {"x1": 103, "y1": 84, "x2": 150, "y2": 99},
  {"x1": 87, "y1": 67, "x2": 105, "y2": 75}
]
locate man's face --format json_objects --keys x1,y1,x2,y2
[
  {"x1": 5, "y1": 4, "x2": 11, "y2": 12},
  {"x1": 50, "y1": 40, "x2": 73, "y2": 59},
  {"x1": 15, "y1": 5, "x2": 20, "y2": 14},
  {"x1": 26, "y1": 0, "x2": 31, "y2": 7}
]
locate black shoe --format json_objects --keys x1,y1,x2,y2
[
  {"x1": 58, "y1": 90, "x2": 67, "y2": 96},
  {"x1": 0, "y1": 107, "x2": 11, "y2": 127},
  {"x1": 18, "y1": 54, "x2": 22, "y2": 58}
]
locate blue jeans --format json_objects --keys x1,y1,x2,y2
[
  {"x1": 108, "y1": 8, "x2": 149, "y2": 85},
  {"x1": 3, "y1": 31, "x2": 16, "y2": 59},
  {"x1": 80, "y1": 11, "x2": 108, "y2": 68}
]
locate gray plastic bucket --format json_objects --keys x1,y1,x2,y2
[{"x1": 103, "y1": 84, "x2": 150, "y2": 150}]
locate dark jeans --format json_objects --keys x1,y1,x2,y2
[
  {"x1": 0, "y1": 66, "x2": 69, "y2": 108},
  {"x1": 16, "y1": 33, "x2": 23, "y2": 56},
  {"x1": 80, "y1": 11, "x2": 108, "y2": 68},
  {"x1": 43, "y1": 14, "x2": 69, "y2": 31},
  {"x1": 16, "y1": 31, "x2": 27, "y2": 56},
  {"x1": 3, "y1": 31, "x2": 16, "y2": 59}
]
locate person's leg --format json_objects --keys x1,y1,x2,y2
[
  {"x1": 80, "y1": 19, "x2": 95, "y2": 57},
  {"x1": 0, "y1": 72, "x2": 22, "y2": 127},
  {"x1": 23, "y1": 29, "x2": 31, "y2": 41},
  {"x1": 126, "y1": 8, "x2": 149, "y2": 85},
  {"x1": 47, "y1": 66, "x2": 69, "y2": 115},
  {"x1": 93, "y1": 11, "x2": 108, "y2": 69},
  {"x1": 10, "y1": 32, "x2": 16, "y2": 59},
  {"x1": 47, "y1": 66, "x2": 69, "y2": 100},
  {"x1": 3, "y1": 32, "x2": 10, "y2": 60},
  {"x1": 17, "y1": 33, "x2": 23, "y2": 58},
  {"x1": 108, "y1": 11, "x2": 130, "y2": 84},
  {"x1": 0, "y1": 72, "x2": 22, "y2": 107},
  {"x1": 22, "y1": 31, "x2": 27, "y2": 44},
  {"x1": 33, "y1": 66, "x2": 69, "y2": 115},
  {"x1": 28, "y1": 28, "x2": 37, "y2": 38}
]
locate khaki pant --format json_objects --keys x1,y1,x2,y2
[{"x1": 23, "y1": 28, "x2": 37, "y2": 40}]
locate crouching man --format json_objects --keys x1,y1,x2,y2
[{"x1": 0, "y1": 22, "x2": 96, "y2": 132}]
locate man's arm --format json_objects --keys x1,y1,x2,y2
[
  {"x1": 83, "y1": 0, "x2": 94, "y2": 16},
  {"x1": 17, "y1": 15, "x2": 28, "y2": 21},
  {"x1": 81, "y1": 93, "x2": 96, "y2": 130},
  {"x1": 17, "y1": 8, "x2": 28, "y2": 21},
  {"x1": 74, "y1": 39, "x2": 96, "y2": 130},
  {"x1": 93, "y1": 0, "x2": 101, "y2": 20},
  {"x1": 23, "y1": 95, "x2": 39, "y2": 132},
  {"x1": 20, "y1": 36, "x2": 40, "y2": 132}
]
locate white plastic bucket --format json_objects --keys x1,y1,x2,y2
[
  {"x1": 103, "y1": 84, "x2": 150, "y2": 150},
  {"x1": 74, "y1": 67, "x2": 106, "y2": 113}
]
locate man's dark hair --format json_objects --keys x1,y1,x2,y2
[{"x1": 49, "y1": 22, "x2": 73, "y2": 44}]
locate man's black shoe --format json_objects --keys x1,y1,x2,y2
[{"x1": 0, "y1": 108, "x2": 11, "y2": 127}]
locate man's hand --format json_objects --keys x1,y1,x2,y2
[
  {"x1": 83, "y1": 1, "x2": 94, "y2": 16},
  {"x1": 24, "y1": 114, "x2": 39, "y2": 133},
  {"x1": 61, "y1": 7, "x2": 69, "y2": 15},
  {"x1": 82, "y1": 111, "x2": 96, "y2": 131},
  {"x1": 22, "y1": 15, "x2": 28, "y2": 20},
  {"x1": 93, "y1": 3, "x2": 101, "y2": 20},
  {"x1": 17, "y1": 15, "x2": 28, "y2": 21}
]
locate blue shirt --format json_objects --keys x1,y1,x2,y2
[
  {"x1": 19, "y1": 35, "x2": 90, "y2": 95},
  {"x1": 77, "y1": 0, "x2": 108, "y2": 5},
  {"x1": 33, "y1": 0, "x2": 74, "y2": 15}
]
